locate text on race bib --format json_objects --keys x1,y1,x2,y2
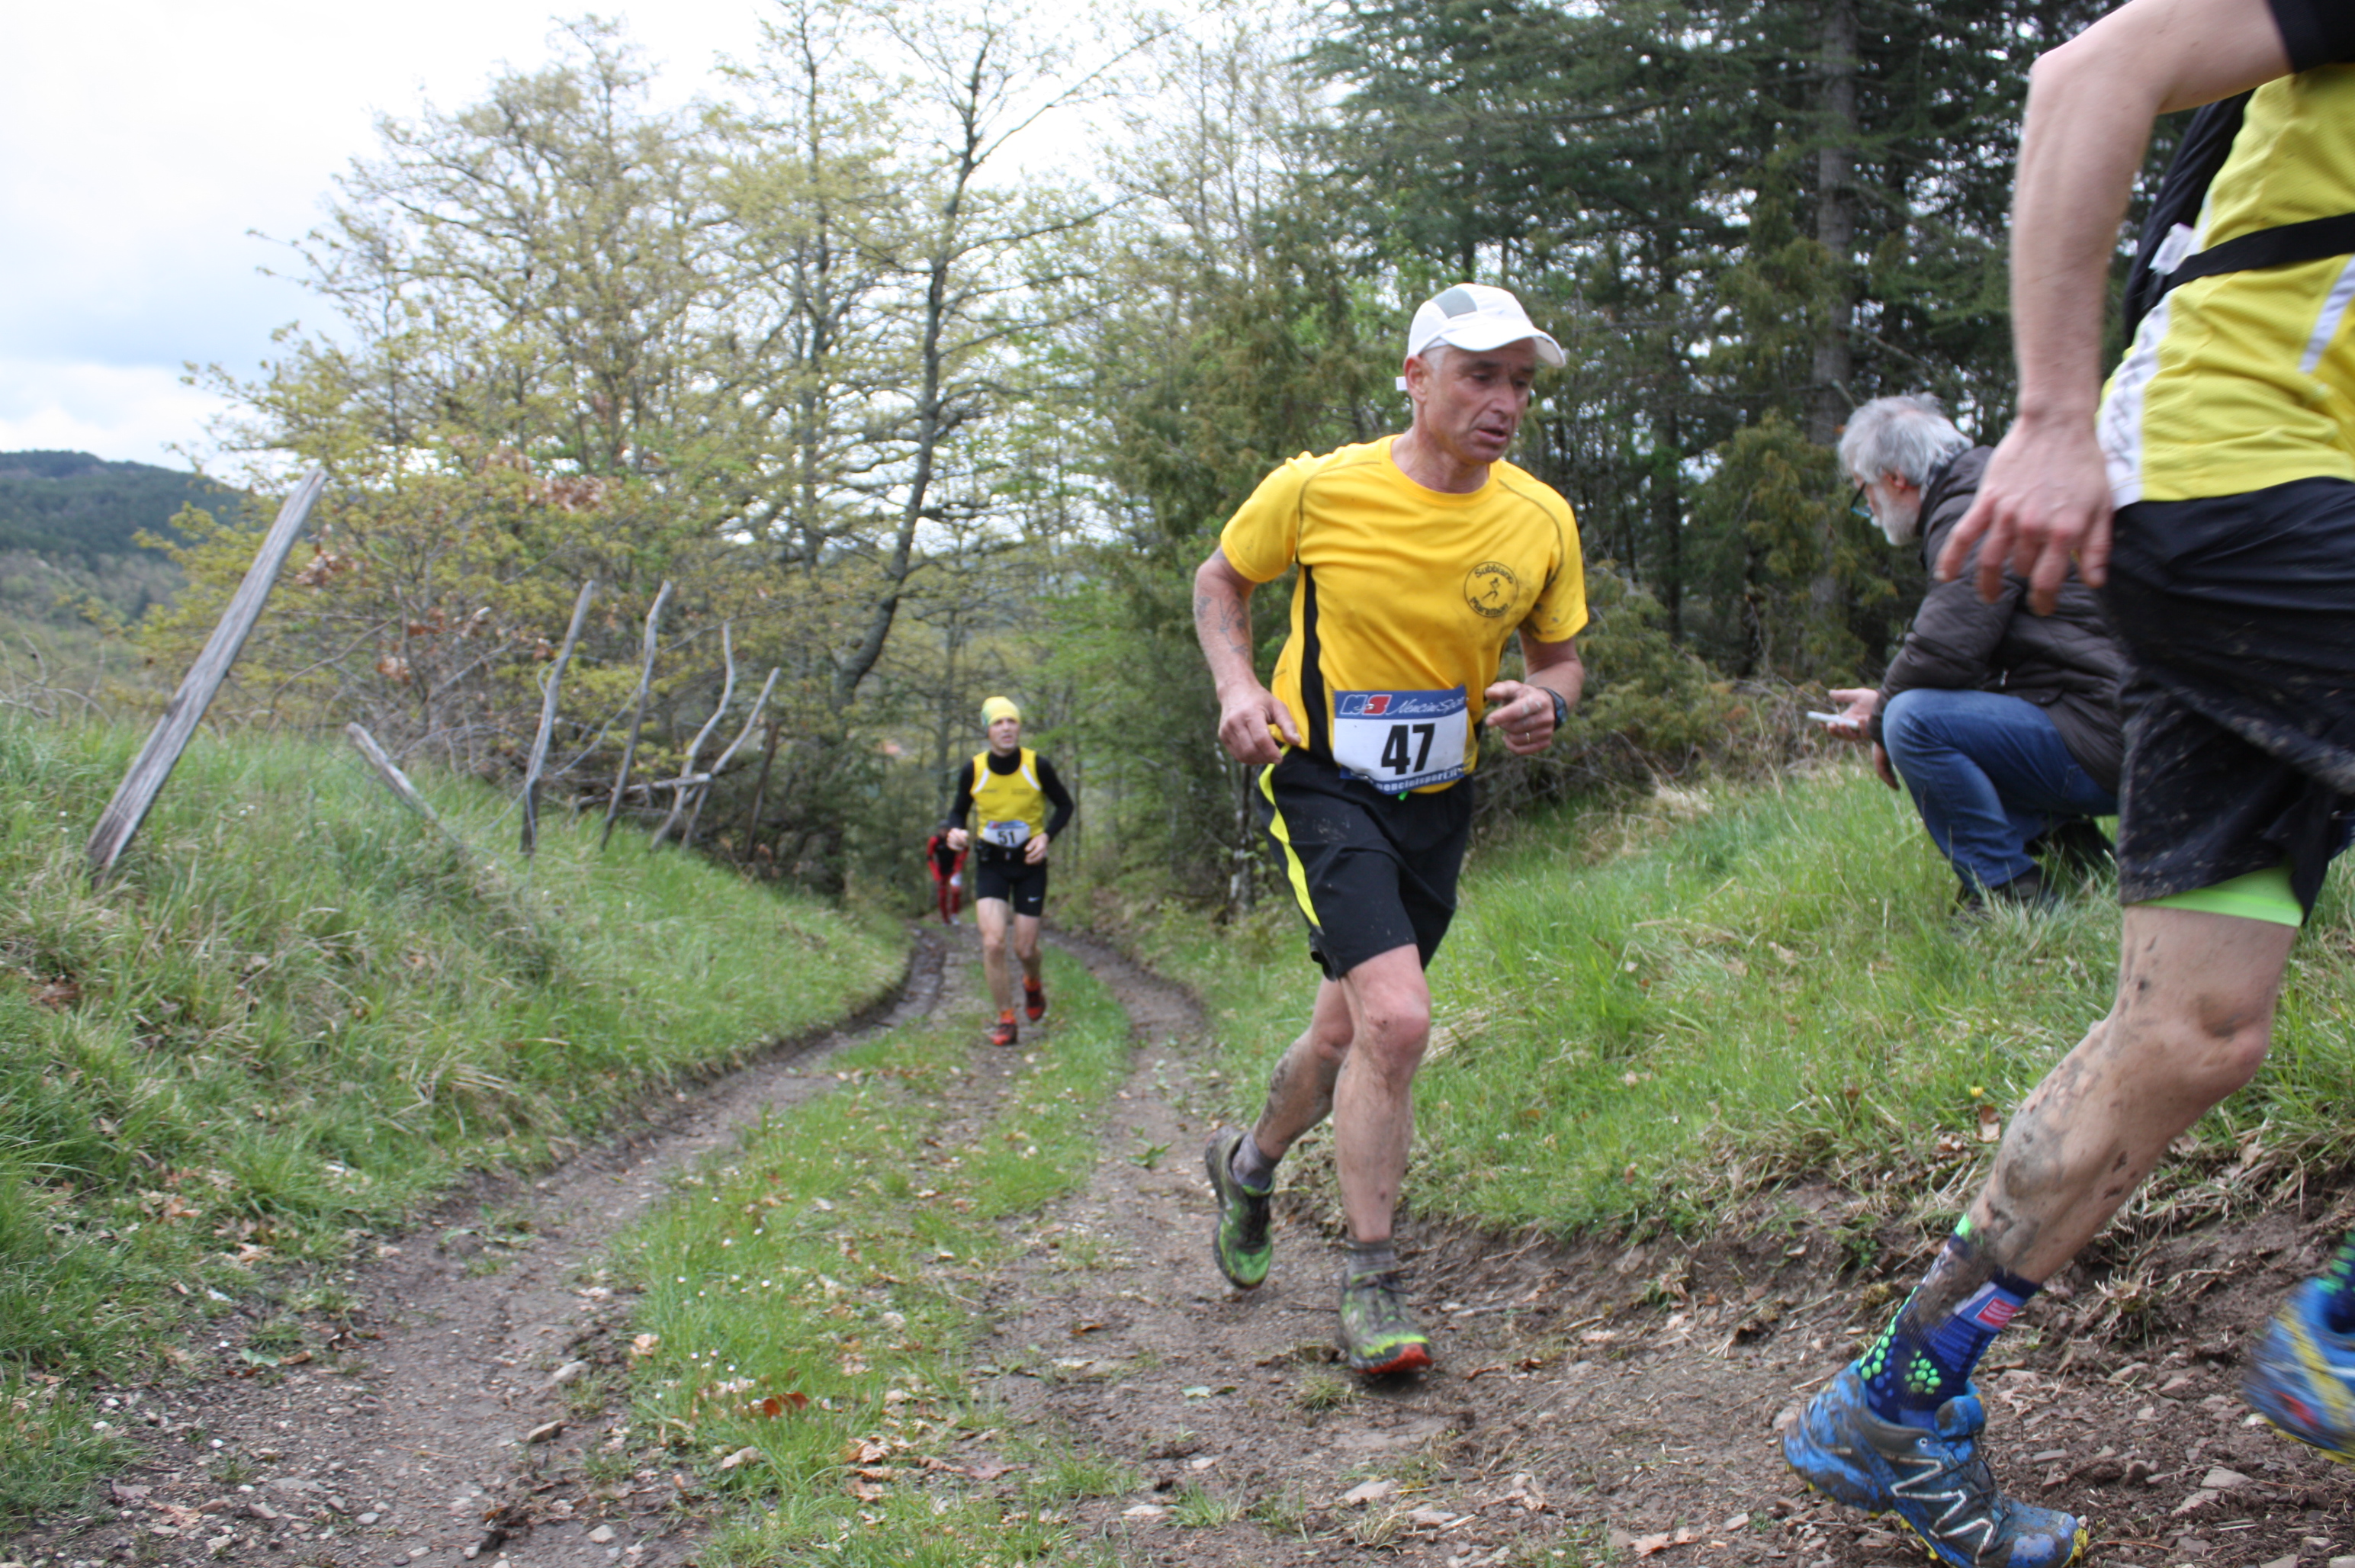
[
  {"x1": 1332, "y1": 686, "x2": 1467, "y2": 791},
  {"x1": 981, "y1": 818, "x2": 1033, "y2": 849}
]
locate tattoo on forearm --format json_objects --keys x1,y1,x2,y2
[{"x1": 1197, "y1": 590, "x2": 1252, "y2": 662}]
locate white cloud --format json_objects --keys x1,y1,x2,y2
[
  {"x1": 0, "y1": 361, "x2": 232, "y2": 470},
  {"x1": 0, "y1": 0, "x2": 766, "y2": 466}
]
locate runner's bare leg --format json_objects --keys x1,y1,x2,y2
[
  {"x1": 1013, "y1": 911, "x2": 1044, "y2": 988},
  {"x1": 1249, "y1": 977, "x2": 1355, "y2": 1163},
  {"x1": 975, "y1": 897, "x2": 1014, "y2": 1015},
  {"x1": 1907, "y1": 904, "x2": 2293, "y2": 1318},
  {"x1": 1248, "y1": 943, "x2": 1428, "y2": 1245}
]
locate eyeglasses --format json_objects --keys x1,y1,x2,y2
[{"x1": 1849, "y1": 483, "x2": 1872, "y2": 523}]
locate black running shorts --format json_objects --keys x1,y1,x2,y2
[
  {"x1": 2103, "y1": 476, "x2": 2355, "y2": 914},
  {"x1": 1255, "y1": 749, "x2": 1474, "y2": 978},
  {"x1": 973, "y1": 856, "x2": 1048, "y2": 917}
]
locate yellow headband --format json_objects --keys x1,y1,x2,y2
[{"x1": 982, "y1": 696, "x2": 1020, "y2": 725}]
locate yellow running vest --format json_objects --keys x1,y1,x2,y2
[{"x1": 969, "y1": 748, "x2": 1046, "y2": 852}]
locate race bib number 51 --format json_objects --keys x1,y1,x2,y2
[
  {"x1": 981, "y1": 819, "x2": 1032, "y2": 849},
  {"x1": 1332, "y1": 686, "x2": 1467, "y2": 792}
]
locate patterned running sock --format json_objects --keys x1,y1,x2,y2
[
  {"x1": 2318, "y1": 1232, "x2": 2355, "y2": 1333},
  {"x1": 1857, "y1": 1228, "x2": 2041, "y2": 1428},
  {"x1": 1229, "y1": 1133, "x2": 1278, "y2": 1194},
  {"x1": 1343, "y1": 1237, "x2": 1399, "y2": 1280}
]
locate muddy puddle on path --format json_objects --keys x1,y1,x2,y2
[
  {"x1": 12, "y1": 935, "x2": 957, "y2": 1568},
  {"x1": 27, "y1": 926, "x2": 2355, "y2": 1568}
]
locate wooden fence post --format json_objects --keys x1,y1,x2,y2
[
  {"x1": 85, "y1": 468, "x2": 327, "y2": 878},
  {"x1": 599, "y1": 580, "x2": 671, "y2": 851},
  {"x1": 678, "y1": 667, "x2": 779, "y2": 852},
  {"x1": 654, "y1": 623, "x2": 734, "y2": 847},
  {"x1": 344, "y1": 722, "x2": 447, "y2": 828},
  {"x1": 343, "y1": 721, "x2": 487, "y2": 866},
  {"x1": 744, "y1": 715, "x2": 783, "y2": 862},
  {"x1": 520, "y1": 579, "x2": 598, "y2": 859}
]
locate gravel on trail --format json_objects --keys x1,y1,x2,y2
[{"x1": 18, "y1": 923, "x2": 2355, "y2": 1568}]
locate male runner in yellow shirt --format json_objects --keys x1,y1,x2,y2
[{"x1": 1192, "y1": 283, "x2": 1586, "y2": 1374}]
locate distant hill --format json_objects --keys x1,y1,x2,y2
[
  {"x1": 0, "y1": 452, "x2": 237, "y2": 639},
  {"x1": 0, "y1": 450, "x2": 243, "y2": 563}
]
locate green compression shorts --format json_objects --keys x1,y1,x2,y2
[{"x1": 2140, "y1": 863, "x2": 2302, "y2": 927}]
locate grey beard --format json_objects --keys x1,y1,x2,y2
[{"x1": 1881, "y1": 510, "x2": 1919, "y2": 548}]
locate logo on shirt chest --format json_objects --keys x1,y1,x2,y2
[{"x1": 1463, "y1": 561, "x2": 1521, "y2": 619}]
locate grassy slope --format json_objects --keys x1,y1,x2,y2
[
  {"x1": 1153, "y1": 764, "x2": 2354, "y2": 1252},
  {"x1": 0, "y1": 718, "x2": 901, "y2": 1518}
]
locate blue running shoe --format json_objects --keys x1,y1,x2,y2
[
  {"x1": 2245, "y1": 1277, "x2": 2355, "y2": 1462},
  {"x1": 1782, "y1": 1367, "x2": 2087, "y2": 1568}
]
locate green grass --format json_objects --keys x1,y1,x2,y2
[
  {"x1": 0, "y1": 717, "x2": 901, "y2": 1520},
  {"x1": 1152, "y1": 763, "x2": 2355, "y2": 1254},
  {"x1": 620, "y1": 946, "x2": 1139, "y2": 1566}
]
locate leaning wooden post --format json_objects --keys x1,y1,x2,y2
[
  {"x1": 599, "y1": 580, "x2": 671, "y2": 851},
  {"x1": 519, "y1": 579, "x2": 598, "y2": 859},
  {"x1": 85, "y1": 468, "x2": 327, "y2": 878},
  {"x1": 654, "y1": 623, "x2": 734, "y2": 847},
  {"x1": 744, "y1": 713, "x2": 783, "y2": 860},
  {"x1": 343, "y1": 721, "x2": 485, "y2": 864},
  {"x1": 344, "y1": 722, "x2": 448, "y2": 829},
  {"x1": 678, "y1": 667, "x2": 779, "y2": 853}
]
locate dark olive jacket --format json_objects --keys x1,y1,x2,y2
[{"x1": 1869, "y1": 447, "x2": 2126, "y2": 793}]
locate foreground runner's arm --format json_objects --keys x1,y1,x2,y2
[
  {"x1": 1194, "y1": 547, "x2": 1303, "y2": 765},
  {"x1": 1943, "y1": 0, "x2": 2295, "y2": 613},
  {"x1": 1482, "y1": 631, "x2": 1584, "y2": 757}
]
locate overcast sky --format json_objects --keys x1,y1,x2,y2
[{"x1": 2, "y1": 2, "x2": 772, "y2": 470}]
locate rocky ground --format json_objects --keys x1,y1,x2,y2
[{"x1": 13, "y1": 924, "x2": 2355, "y2": 1568}]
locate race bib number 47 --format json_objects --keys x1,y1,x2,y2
[{"x1": 1332, "y1": 686, "x2": 1467, "y2": 792}]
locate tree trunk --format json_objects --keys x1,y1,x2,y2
[{"x1": 1810, "y1": 0, "x2": 1859, "y2": 448}]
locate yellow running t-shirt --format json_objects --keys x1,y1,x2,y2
[
  {"x1": 2102, "y1": 63, "x2": 2355, "y2": 503},
  {"x1": 968, "y1": 747, "x2": 1047, "y2": 851},
  {"x1": 1218, "y1": 437, "x2": 1586, "y2": 788}
]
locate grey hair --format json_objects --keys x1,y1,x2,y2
[{"x1": 1837, "y1": 394, "x2": 1970, "y2": 487}]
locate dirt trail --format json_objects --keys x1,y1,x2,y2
[
  {"x1": 26, "y1": 925, "x2": 2355, "y2": 1568},
  {"x1": 1009, "y1": 934, "x2": 2355, "y2": 1568},
  {"x1": 17, "y1": 934, "x2": 954, "y2": 1568}
]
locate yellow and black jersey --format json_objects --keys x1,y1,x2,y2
[
  {"x1": 2103, "y1": 2, "x2": 2355, "y2": 503},
  {"x1": 942, "y1": 747, "x2": 1075, "y2": 863},
  {"x1": 1218, "y1": 437, "x2": 1585, "y2": 789}
]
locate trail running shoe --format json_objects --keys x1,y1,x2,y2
[
  {"x1": 1338, "y1": 1267, "x2": 1431, "y2": 1376},
  {"x1": 2245, "y1": 1277, "x2": 2355, "y2": 1461},
  {"x1": 1024, "y1": 975, "x2": 1047, "y2": 1022},
  {"x1": 1782, "y1": 1366, "x2": 2084, "y2": 1568},
  {"x1": 987, "y1": 1012, "x2": 1018, "y2": 1048},
  {"x1": 1203, "y1": 1127, "x2": 1273, "y2": 1289}
]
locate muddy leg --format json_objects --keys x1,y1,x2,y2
[
  {"x1": 1916, "y1": 903, "x2": 2294, "y2": 1317},
  {"x1": 1247, "y1": 976, "x2": 1355, "y2": 1164}
]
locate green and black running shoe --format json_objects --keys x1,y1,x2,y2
[
  {"x1": 1203, "y1": 1127, "x2": 1273, "y2": 1289},
  {"x1": 1338, "y1": 1266, "x2": 1432, "y2": 1375}
]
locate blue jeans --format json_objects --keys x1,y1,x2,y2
[{"x1": 1881, "y1": 687, "x2": 2119, "y2": 891}]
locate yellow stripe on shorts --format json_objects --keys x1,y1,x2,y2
[{"x1": 1258, "y1": 763, "x2": 1320, "y2": 927}]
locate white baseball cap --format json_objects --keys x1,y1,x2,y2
[{"x1": 1405, "y1": 283, "x2": 1565, "y2": 368}]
